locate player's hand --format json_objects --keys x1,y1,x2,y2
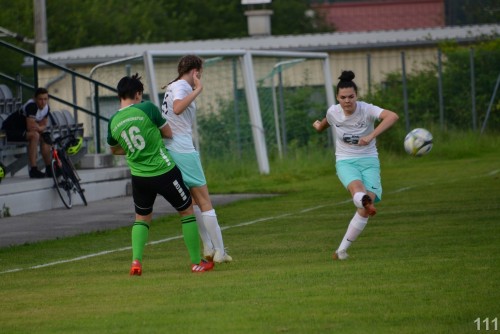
[
  {"x1": 312, "y1": 120, "x2": 323, "y2": 132},
  {"x1": 193, "y1": 70, "x2": 203, "y2": 93},
  {"x1": 359, "y1": 134, "x2": 374, "y2": 145}
]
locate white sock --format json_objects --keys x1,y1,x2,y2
[
  {"x1": 194, "y1": 205, "x2": 214, "y2": 254},
  {"x1": 202, "y1": 209, "x2": 225, "y2": 253},
  {"x1": 338, "y1": 212, "x2": 368, "y2": 251},
  {"x1": 353, "y1": 192, "x2": 366, "y2": 209}
]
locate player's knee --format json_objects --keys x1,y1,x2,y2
[{"x1": 135, "y1": 205, "x2": 153, "y2": 217}]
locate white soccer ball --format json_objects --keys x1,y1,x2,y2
[{"x1": 404, "y1": 128, "x2": 433, "y2": 157}]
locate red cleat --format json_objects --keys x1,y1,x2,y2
[
  {"x1": 129, "y1": 259, "x2": 142, "y2": 276},
  {"x1": 191, "y1": 259, "x2": 214, "y2": 273}
]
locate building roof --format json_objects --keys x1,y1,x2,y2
[{"x1": 41, "y1": 24, "x2": 499, "y2": 66}]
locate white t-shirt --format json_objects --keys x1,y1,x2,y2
[
  {"x1": 161, "y1": 80, "x2": 196, "y2": 153},
  {"x1": 325, "y1": 101, "x2": 383, "y2": 160},
  {"x1": 22, "y1": 98, "x2": 50, "y2": 122}
]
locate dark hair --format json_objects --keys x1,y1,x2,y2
[
  {"x1": 117, "y1": 73, "x2": 144, "y2": 100},
  {"x1": 34, "y1": 87, "x2": 48, "y2": 97},
  {"x1": 166, "y1": 55, "x2": 204, "y2": 86},
  {"x1": 336, "y1": 70, "x2": 358, "y2": 95}
]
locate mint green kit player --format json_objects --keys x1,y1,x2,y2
[{"x1": 312, "y1": 70, "x2": 399, "y2": 261}]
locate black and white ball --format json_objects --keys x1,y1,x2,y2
[{"x1": 404, "y1": 128, "x2": 433, "y2": 157}]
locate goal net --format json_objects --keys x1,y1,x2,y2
[{"x1": 92, "y1": 50, "x2": 334, "y2": 174}]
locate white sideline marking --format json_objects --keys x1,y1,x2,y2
[
  {"x1": 0, "y1": 199, "x2": 357, "y2": 275},
  {"x1": 488, "y1": 169, "x2": 499, "y2": 176},
  {"x1": 1, "y1": 169, "x2": 496, "y2": 275}
]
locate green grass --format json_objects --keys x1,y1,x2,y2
[{"x1": 1, "y1": 133, "x2": 499, "y2": 333}]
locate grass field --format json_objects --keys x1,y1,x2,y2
[{"x1": 0, "y1": 133, "x2": 499, "y2": 333}]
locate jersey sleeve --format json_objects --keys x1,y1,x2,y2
[
  {"x1": 24, "y1": 102, "x2": 37, "y2": 118},
  {"x1": 325, "y1": 105, "x2": 337, "y2": 126},
  {"x1": 172, "y1": 81, "x2": 191, "y2": 101},
  {"x1": 145, "y1": 101, "x2": 167, "y2": 128},
  {"x1": 365, "y1": 102, "x2": 384, "y2": 120}
]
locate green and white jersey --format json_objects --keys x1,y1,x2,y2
[{"x1": 107, "y1": 101, "x2": 175, "y2": 176}]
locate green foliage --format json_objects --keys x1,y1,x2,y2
[
  {"x1": 447, "y1": 0, "x2": 500, "y2": 25},
  {"x1": 198, "y1": 39, "x2": 499, "y2": 162},
  {"x1": 0, "y1": 0, "x2": 331, "y2": 53},
  {"x1": 0, "y1": 0, "x2": 35, "y2": 78},
  {"x1": 271, "y1": 0, "x2": 332, "y2": 35},
  {"x1": 366, "y1": 39, "x2": 500, "y2": 132},
  {"x1": 204, "y1": 130, "x2": 500, "y2": 193},
  {"x1": 197, "y1": 84, "x2": 329, "y2": 167},
  {"x1": 0, "y1": 0, "x2": 332, "y2": 78},
  {"x1": 282, "y1": 85, "x2": 327, "y2": 149},
  {"x1": 197, "y1": 91, "x2": 255, "y2": 162}
]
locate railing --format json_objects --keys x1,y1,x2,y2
[{"x1": 0, "y1": 39, "x2": 116, "y2": 153}]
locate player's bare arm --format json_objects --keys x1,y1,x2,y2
[
  {"x1": 312, "y1": 117, "x2": 330, "y2": 132},
  {"x1": 161, "y1": 123, "x2": 173, "y2": 139},
  {"x1": 172, "y1": 69, "x2": 203, "y2": 115},
  {"x1": 359, "y1": 110, "x2": 399, "y2": 145},
  {"x1": 110, "y1": 145, "x2": 125, "y2": 155}
]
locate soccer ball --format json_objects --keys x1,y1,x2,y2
[{"x1": 404, "y1": 128, "x2": 433, "y2": 157}]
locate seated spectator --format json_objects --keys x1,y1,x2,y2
[{"x1": 2, "y1": 88, "x2": 53, "y2": 178}]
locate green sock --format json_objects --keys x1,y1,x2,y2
[
  {"x1": 181, "y1": 215, "x2": 201, "y2": 264},
  {"x1": 131, "y1": 221, "x2": 150, "y2": 262}
]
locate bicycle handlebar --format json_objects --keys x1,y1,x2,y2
[{"x1": 42, "y1": 131, "x2": 78, "y2": 150}]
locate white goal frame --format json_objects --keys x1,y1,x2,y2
[{"x1": 143, "y1": 49, "x2": 334, "y2": 174}]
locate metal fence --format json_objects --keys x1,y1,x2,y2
[{"x1": 2, "y1": 41, "x2": 498, "y2": 175}]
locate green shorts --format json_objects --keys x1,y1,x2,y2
[
  {"x1": 168, "y1": 151, "x2": 206, "y2": 188},
  {"x1": 336, "y1": 157, "x2": 382, "y2": 202}
]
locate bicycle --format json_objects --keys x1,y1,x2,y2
[{"x1": 44, "y1": 131, "x2": 87, "y2": 209}]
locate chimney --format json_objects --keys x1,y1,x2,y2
[{"x1": 242, "y1": 0, "x2": 273, "y2": 37}]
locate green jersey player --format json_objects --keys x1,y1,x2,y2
[{"x1": 107, "y1": 73, "x2": 213, "y2": 275}]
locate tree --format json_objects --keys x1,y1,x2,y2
[
  {"x1": 1, "y1": 0, "x2": 331, "y2": 53},
  {"x1": 366, "y1": 38, "x2": 500, "y2": 134}
]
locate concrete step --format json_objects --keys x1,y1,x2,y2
[{"x1": 0, "y1": 166, "x2": 131, "y2": 216}]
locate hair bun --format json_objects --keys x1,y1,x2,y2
[{"x1": 338, "y1": 70, "x2": 355, "y2": 82}]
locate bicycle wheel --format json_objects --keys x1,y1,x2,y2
[
  {"x1": 72, "y1": 176, "x2": 87, "y2": 206},
  {"x1": 62, "y1": 153, "x2": 87, "y2": 206},
  {"x1": 51, "y1": 158, "x2": 73, "y2": 209}
]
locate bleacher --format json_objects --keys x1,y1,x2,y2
[
  {"x1": 0, "y1": 84, "x2": 87, "y2": 178},
  {"x1": 0, "y1": 84, "x2": 22, "y2": 114}
]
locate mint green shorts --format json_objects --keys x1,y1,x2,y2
[
  {"x1": 168, "y1": 151, "x2": 206, "y2": 189},
  {"x1": 336, "y1": 157, "x2": 382, "y2": 202}
]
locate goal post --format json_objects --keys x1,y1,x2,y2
[{"x1": 142, "y1": 49, "x2": 334, "y2": 174}]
